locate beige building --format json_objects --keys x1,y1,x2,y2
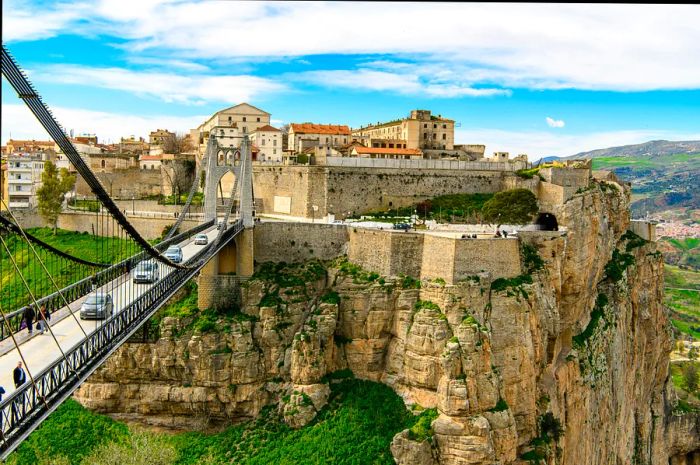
[
  {"x1": 288, "y1": 123, "x2": 351, "y2": 153},
  {"x1": 149, "y1": 129, "x2": 175, "y2": 146},
  {"x1": 119, "y1": 136, "x2": 149, "y2": 155},
  {"x1": 352, "y1": 109, "x2": 455, "y2": 151},
  {"x1": 250, "y1": 125, "x2": 283, "y2": 163},
  {"x1": 191, "y1": 103, "x2": 271, "y2": 154}
]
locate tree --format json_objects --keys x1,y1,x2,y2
[
  {"x1": 162, "y1": 132, "x2": 194, "y2": 155},
  {"x1": 689, "y1": 346, "x2": 699, "y2": 361},
  {"x1": 36, "y1": 161, "x2": 76, "y2": 234},
  {"x1": 481, "y1": 188, "x2": 538, "y2": 227},
  {"x1": 683, "y1": 363, "x2": 698, "y2": 392}
]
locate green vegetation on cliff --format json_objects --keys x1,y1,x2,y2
[{"x1": 9, "y1": 380, "x2": 423, "y2": 465}]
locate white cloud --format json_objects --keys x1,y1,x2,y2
[
  {"x1": 296, "y1": 69, "x2": 510, "y2": 98},
  {"x1": 546, "y1": 117, "x2": 565, "y2": 128},
  {"x1": 31, "y1": 64, "x2": 285, "y2": 105},
  {"x1": 455, "y1": 128, "x2": 700, "y2": 159},
  {"x1": 1, "y1": 103, "x2": 206, "y2": 145},
  {"x1": 5, "y1": 2, "x2": 699, "y2": 92}
]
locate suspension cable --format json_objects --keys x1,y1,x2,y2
[
  {"x1": 0, "y1": 235, "x2": 77, "y2": 375},
  {"x1": 1, "y1": 200, "x2": 89, "y2": 339}
]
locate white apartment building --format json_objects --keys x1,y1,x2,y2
[
  {"x1": 250, "y1": 125, "x2": 282, "y2": 162},
  {"x1": 7, "y1": 154, "x2": 46, "y2": 209}
]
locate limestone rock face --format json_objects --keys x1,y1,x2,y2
[
  {"x1": 391, "y1": 430, "x2": 439, "y2": 465},
  {"x1": 75, "y1": 181, "x2": 687, "y2": 463}
]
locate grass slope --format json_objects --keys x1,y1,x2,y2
[
  {"x1": 0, "y1": 228, "x2": 136, "y2": 312},
  {"x1": 666, "y1": 265, "x2": 700, "y2": 339},
  {"x1": 9, "y1": 379, "x2": 427, "y2": 465}
]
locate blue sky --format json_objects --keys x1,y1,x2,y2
[{"x1": 2, "y1": 1, "x2": 700, "y2": 157}]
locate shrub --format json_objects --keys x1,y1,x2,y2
[
  {"x1": 320, "y1": 291, "x2": 341, "y2": 305},
  {"x1": 414, "y1": 300, "x2": 441, "y2": 312},
  {"x1": 604, "y1": 249, "x2": 635, "y2": 282},
  {"x1": 407, "y1": 408, "x2": 439, "y2": 442},
  {"x1": 572, "y1": 293, "x2": 608, "y2": 349},
  {"x1": 488, "y1": 398, "x2": 509, "y2": 413},
  {"x1": 521, "y1": 244, "x2": 545, "y2": 273}
]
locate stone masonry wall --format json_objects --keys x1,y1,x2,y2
[{"x1": 76, "y1": 168, "x2": 162, "y2": 199}]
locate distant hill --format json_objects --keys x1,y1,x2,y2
[
  {"x1": 570, "y1": 140, "x2": 700, "y2": 159},
  {"x1": 561, "y1": 140, "x2": 700, "y2": 219}
]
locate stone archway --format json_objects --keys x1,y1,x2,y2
[{"x1": 535, "y1": 212, "x2": 559, "y2": 231}]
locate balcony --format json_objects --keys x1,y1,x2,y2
[
  {"x1": 8, "y1": 201, "x2": 31, "y2": 209},
  {"x1": 9, "y1": 178, "x2": 32, "y2": 184}
]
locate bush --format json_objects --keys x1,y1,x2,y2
[
  {"x1": 407, "y1": 408, "x2": 439, "y2": 442},
  {"x1": 320, "y1": 291, "x2": 341, "y2": 305},
  {"x1": 521, "y1": 244, "x2": 545, "y2": 273},
  {"x1": 414, "y1": 300, "x2": 441, "y2": 312},
  {"x1": 604, "y1": 249, "x2": 635, "y2": 282},
  {"x1": 481, "y1": 188, "x2": 539, "y2": 226}
]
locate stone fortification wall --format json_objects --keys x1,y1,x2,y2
[
  {"x1": 253, "y1": 222, "x2": 349, "y2": 264},
  {"x1": 630, "y1": 219, "x2": 657, "y2": 242},
  {"x1": 253, "y1": 166, "x2": 506, "y2": 220},
  {"x1": 112, "y1": 199, "x2": 204, "y2": 215},
  {"x1": 255, "y1": 222, "x2": 521, "y2": 283},
  {"x1": 323, "y1": 157, "x2": 528, "y2": 171},
  {"x1": 76, "y1": 168, "x2": 162, "y2": 199}
]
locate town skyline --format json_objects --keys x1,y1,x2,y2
[{"x1": 2, "y1": 2, "x2": 700, "y2": 157}]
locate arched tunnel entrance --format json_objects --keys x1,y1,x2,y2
[{"x1": 535, "y1": 212, "x2": 559, "y2": 231}]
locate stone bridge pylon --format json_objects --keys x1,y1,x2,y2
[
  {"x1": 202, "y1": 135, "x2": 254, "y2": 228},
  {"x1": 198, "y1": 135, "x2": 255, "y2": 309}
]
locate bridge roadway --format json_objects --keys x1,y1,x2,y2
[{"x1": 0, "y1": 227, "x2": 219, "y2": 399}]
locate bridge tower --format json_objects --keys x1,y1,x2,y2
[{"x1": 199, "y1": 136, "x2": 255, "y2": 309}]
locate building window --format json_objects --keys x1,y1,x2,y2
[
  {"x1": 228, "y1": 116, "x2": 232, "y2": 122},
  {"x1": 243, "y1": 117, "x2": 247, "y2": 122},
  {"x1": 273, "y1": 149, "x2": 277, "y2": 155},
  {"x1": 257, "y1": 117, "x2": 260, "y2": 122},
  {"x1": 432, "y1": 134, "x2": 437, "y2": 139},
  {"x1": 273, "y1": 139, "x2": 277, "y2": 146},
  {"x1": 424, "y1": 124, "x2": 427, "y2": 128},
  {"x1": 442, "y1": 133, "x2": 446, "y2": 140},
  {"x1": 433, "y1": 124, "x2": 437, "y2": 129},
  {"x1": 443, "y1": 124, "x2": 447, "y2": 129},
  {"x1": 423, "y1": 133, "x2": 427, "y2": 139},
  {"x1": 243, "y1": 127, "x2": 247, "y2": 133},
  {"x1": 101, "y1": 160, "x2": 106, "y2": 168}
]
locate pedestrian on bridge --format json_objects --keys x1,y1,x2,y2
[
  {"x1": 22, "y1": 306, "x2": 35, "y2": 335},
  {"x1": 38, "y1": 305, "x2": 50, "y2": 335},
  {"x1": 13, "y1": 362, "x2": 26, "y2": 388}
]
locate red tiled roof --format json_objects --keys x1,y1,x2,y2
[
  {"x1": 139, "y1": 155, "x2": 162, "y2": 161},
  {"x1": 254, "y1": 125, "x2": 281, "y2": 133},
  {"x1": 352, "y1": 147, "x2": 422, "y2": 156},
  {"x1": 290, "y1": 123, "x2": 350, "y2": 135},
  {"x1": 7, "y1": 139, "x2": 54, "y2": 146}
]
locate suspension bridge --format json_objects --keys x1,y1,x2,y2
[{"x1": 0, "y1": 45, "x2": 256, "y2": 459}]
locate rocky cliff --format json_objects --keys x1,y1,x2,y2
[{"x1": 75, "y1": 178, "x2": 695, "y2": 464}]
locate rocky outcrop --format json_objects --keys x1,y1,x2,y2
[{"x1": 75, "y1": 178, "x2": 687, "y2": 463}]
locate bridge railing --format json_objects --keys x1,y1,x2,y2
[
  {"x1": 0, "y1": 220, "x2": 243, "y2": 458},
  {"x1": 0, "y1": 220, "x2": 215, "y2": 343}
]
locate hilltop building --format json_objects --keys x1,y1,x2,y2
[
  {"x1": 250, "y1": 125, "x2": 283, "y2": 163},
  {"x1": 190, "y1": 103, "x2": 271, "y2": 155},
  {"x1": 288, "y1": 123, "x2": 351, "y2": 154},
  {"x1": 4, "y1": 139, "x2": 55, "y2": 156},
  {"x1": 352, "y1": 109, "x2": 455, "y2": 152},
  {"x1": 149, "y1": 129, "x2": 175, "y2": 146}
]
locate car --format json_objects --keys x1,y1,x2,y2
[
  {"x1": 393, "y1": 222, "x2": 411, "y2": 231},
  {"x1": 164, "y1": 245, "x2": 183, "y2": 263},
  {"x1": 194, "y1": 234, "x2": 208, "y2": 245},
  {"x1": 132, "y1": 261, "x2": 160, "y2": 283},
  {"x1": 80, "y1": 293, "x2": 114, "y2": 320}
]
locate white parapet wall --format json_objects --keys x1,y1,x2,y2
[
  {"x1": 630, "y1": 220, "x2": 658, "y2": 242},
  {"x1": 323, "y1": 157, "x2": 530, "y2": 171}
]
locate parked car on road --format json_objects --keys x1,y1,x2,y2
[
  {"x1": 133, "y1": 261, "x2": 160, "y2": 283},
  {"x1": 80, "y1": 293, "x2": 114, "y2": 320},
  {"x1": 393, "y1": 223, "x2": 411, "y2": 231},
  {"x1": 194, "y1": 234, "x2": 208, "y2": 245},
  {"x1": 164, "y1": 245, "x2": 183, "y2": 263}
]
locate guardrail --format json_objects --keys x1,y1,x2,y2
[{"x1": 0, "y1": 220, "x2": 243, "y2": 459}]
